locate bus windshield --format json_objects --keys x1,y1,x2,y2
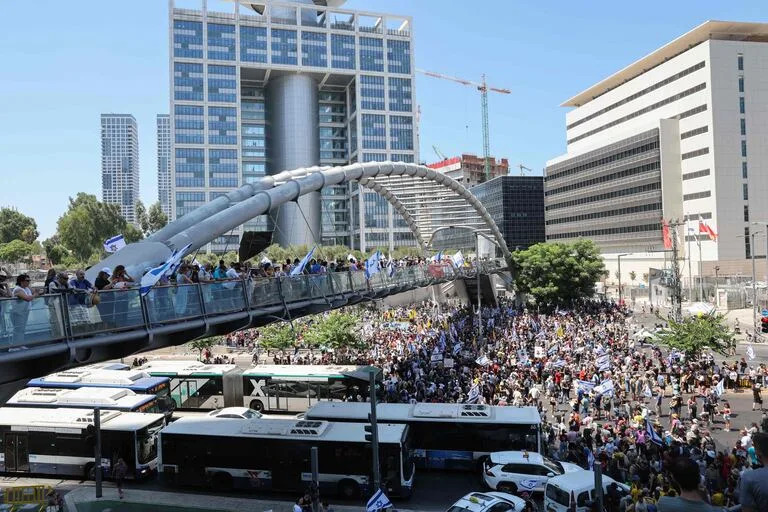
[{"x1": 136, "y1": 419, "x2": 164, "y2": 465}]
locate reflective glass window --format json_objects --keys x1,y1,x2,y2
[
  {"x1": 208, "y1": 106, "x2": 237, "y2": 145},
  {"x1": 301, "y1": 31, "x2": 327, "y2": 67},
  {"x1": 174, "y1": 62, "x2": 203, "y2": 101},
  {"x1": 208, "y1": 64, "x2": 237, "y2": 103},
  {"x1": 359, "y1": 37, "x2": 384, "y2": 72},
  {"x1": 361, "y1": 114, "x2": 386, "y2": 150},
  {"x1": 388, "y1": 77, "x2": 412, "y2": 112},
  {"x1": 387, "y1": 39, "x2": 411, "y2": 74},
  {"x1": 207, "y1": 23, "x2": 236, "y2": 61},
  {"x1": 175, "y1": 191, "x2": 206, "y2": 218},
  {"x1": 174, "y1": 105, "x2": 204, "y2": 144},
  {"x1": 175, "y1": 149, "x2": 204, "y2": 188},
  {"x1": 240, "y1": 26, "x2": 267, "y2": 63},
  {"x1": 389, "y1": 115, "x2": 413, "y2": 150},
  {"x1": 173, "y1": 20, "x2": 203, "y2": 58},
  {"x1": 360, "y1": 75, "x2": 385, "y2": 110},
  {"x1": 209, "y1": 149, "x2": 238, "y2": 188},
  {"x1": 272, "y1": 29, "x2": 298, "y2": 65},
  {"x1": 331, "y1": 34, "x2": 355, "y2": 69}
]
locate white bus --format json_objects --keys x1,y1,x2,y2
[
  {"x1": 159, "y1": 417, "x2": 414, "y2": 498},
  {"x1": 0, "y1": 407, "x2": 164, "y2": 480},
  {"x1": 305, "y1": 402, "x2": 542, "y2": 471},
  {"x1": 241, "y1": 365, "x2": 371, "y2": 413},
  {"x1": 139, "y1": 361, "x2": 371, "y2": 413},
  {"x1": 138, "y1": 360, "x2": 243, "y2": 410},
  {"x1": 6, "y1": 387, "x2": 162, "y2": 415},
  {"x1": 28, "y1": 368, "x2": 174, "y2": 418}
]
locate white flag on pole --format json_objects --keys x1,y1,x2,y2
[
  {"x1": 747, "y1": 344, "x2": 756, "y2": 361},
  {"x1": 453, "y1": 250, "x2": 464, "y2": 268},
  {"x1": 367, "y1": 489, "x2": 393, "y2": 511}
]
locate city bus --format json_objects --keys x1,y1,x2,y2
[
  {"x1": 27, "y1": 368, "x2": 174, "y2": 417},
  {"x1": 139, "y1": 361, "x2": 372, "y2": 413},
  {"x1": 159, "y1": 417, "x2": 414, "y2": 498},
  {"x1": 6, "y1": 387, "x2": 162, "y2": 416},
  {"x1": 305, "y1": 402, "x2": 541, "y2": 470},
  {"x1": 0, "y1": 407, "x2": 165, "y2": 480},
  {"x1": 241, "y1": 364, "x2": 372, "y2": 413}
]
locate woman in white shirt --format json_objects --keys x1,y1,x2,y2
[{"x1": 11, "y1": 274, "x2": 37, "y2": 344}]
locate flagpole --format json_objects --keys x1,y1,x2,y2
[
  {"x1": 687, "y1": 222, "x2": 693, "y2": 302},
  {"x1": 697, "y1": 235, "x2": 704, "y2": 302}
]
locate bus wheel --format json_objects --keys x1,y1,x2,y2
[
  {"x1": 83, "y1": 463, "x2": 94, "y2": 482},
  {"x1": 338, "y1": 479, "x2": 360, "y2": 498},
  {"x1": 497, "y1": 482, "x2": 517, "y2": 494},
  {"x1": 249, "y1": 399, "x2": 264, "y2": 412},
  {"x1": 211, "y1": 471, "x2": 234, "y2": 490}
]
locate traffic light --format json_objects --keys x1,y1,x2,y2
[
  {"x1": 364, "y1": 424, "x2": 374, "y2": 443},
  {"x1": 761, "y1": 315, "x2": 768, "y2": 333}
]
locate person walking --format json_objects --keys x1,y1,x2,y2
[
  {"x1": 112, "y1": 457, "x2": 128, "y2": 499},
  {"x1": 753, "y1": 382, "x2": 763, "y2": 412}
]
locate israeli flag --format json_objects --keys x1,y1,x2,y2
[
  {"x1": 715, "y1": 378, "x2": 725, "y2": 397},
  {"x1": 365, "y1": 251, "x2": 382, "y2": 280},
  {"x1": 646, "y1": 419, "x2": 663, "y2": 446},
  {"x1": 643, "y1": 385, "x2": 653, "y2": 398},
  {"x1": 453, "y1": 250, "x2": 464, "y2": 268},
  {"x1": 577, "y1": 380, "x2": 595, "y2": 392},
  {"x1": 595, "y1": 379, "x2": 614, "y2": 395},
  {"x1": 547, "y1": 344, "x2": 559, "y2": 356},
  {"x1": 551, "y1": 359, "x2": 566, "y2": 368},
  {"x1": 747, "y1": 345, "x2": 756, "y2": 361},
  {"x1": 139, "y1": 244, "x2": 192, "y2": 296},
  {"x1": 366, "y1": 489, "x2": 393, "y2": 512},
  {"x1": 103, "y1": 234, "x2": 126, "y2": 253},
  {"x1": 290, "y1": 246, "x2": 316, "y2": 276},
  {"x1": 467, "y1": 384, "x2": 481, "y2": 403}
]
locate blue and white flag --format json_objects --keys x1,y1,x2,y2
[
  {"x1": 643, "y1": 385, "x2": 653, "y2": 398},
  {"x1": 646, "y1": 419, "x2": 664, "y2": 446},
  {"x1": 365, "y1": 251, "x2": 382, "y2": 280},
  {"x1": 577, "y1": 380, "x2": 595, "y2": 392},
  {"x1": 432, "y1": 250, "x2": 443, "y2": 263},
  {"x1": 366, "y1": 489, "x2": 393, "y2": 512},
  {"x1": 139, "y1": 244, "x2": 192, "y2": 296},
  {"x1": 715, "y1": 378, "x2": 725, "y2": 397},
  {"x1": 547, "y1": 344, "x2": 559, "y2": 356},
  {"x1": 596, "y1": 354, "x2": 611, "y2": 371},
  {"x1": 594, "y1": 379, "x2": 614, "y2": 396},
  {"x1": 747, "y1": 345, "x2": 756, "y2": 361},
  {"x1": 453, "y1": 250, "x2": 464, "y2": 268},
  {"x1": 467, "y1": 383, "x2": 481, "y2": 403},
  {"x1": 103, "y1": 234, "x2": 126, "y2": 253},
  {"x1": 290, "y1": 246, "x2": 316, "y2": 276},
  {"x1": 551, "y1": 359, "x2": 566, "y2": 368},
  {"x1": 585, "y1": 447, "x2": 595, "y2": 470}
]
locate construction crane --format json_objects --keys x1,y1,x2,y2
[
  {"x1": 517, "y1": 163, "x2": 533, "y2": 176},
  {"x1": 432, "y1": 145, "x2": 449, "y2": 162},
  {"x1": 417, "y1": 69, "x2": 511, "y2": 181}
]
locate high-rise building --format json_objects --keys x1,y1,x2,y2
[
  {"x1": 157, "y1": 114, "x2": 172, "y2": 220},
  {"x1": 545, "y1": 21, "x2": 768, "y2": 279},
  {"x1": 169, "y1": 0, "x2": 417, "y2": 252},
  {"x1": 100, "y1": 114, "x2": 139, "y2": 223}
]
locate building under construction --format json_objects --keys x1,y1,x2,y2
[{"x1": 427, "y1": 154, "x2": 510, "y2": 186}]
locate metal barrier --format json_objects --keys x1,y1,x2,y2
[{"x1": 0, "y1": 263, "x2": 499, "y2": 352}]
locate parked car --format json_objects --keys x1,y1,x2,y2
[{"x1": 482, "y1": 451, "x2": 580, "y2": 493}]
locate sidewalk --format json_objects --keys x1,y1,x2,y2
[{"x1": 64, "y1": 486, "x2": 417, "y2": 512}]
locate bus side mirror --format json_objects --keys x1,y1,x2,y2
[{"x1": 84, "y1": 425, "x2": 96, "y2": 447}]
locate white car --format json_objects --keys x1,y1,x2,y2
[
  {"x1": 483, "y1": 451, "x2": 581, "y2": 494},
  {"x1": 207, "y1": 407, "x2": 262, "y2": 419},
  {"x1": 446, "y1": 491, "x2": 526, "y2": 512}
]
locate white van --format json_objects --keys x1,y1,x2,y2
[{"x1": 544, "y1": 471, "x2": 629, "y2": 512}]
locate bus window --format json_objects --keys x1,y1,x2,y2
[{"x1": 136, "y1": 420, "x2": 163, "y2": 466}]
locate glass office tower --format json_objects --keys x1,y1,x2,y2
[
  {"x1": 101, "y1": 114, "x2": 139, "y2": 224},
  {"x1": 157, "y1": 114, "x2": 172, "y2": 220}
]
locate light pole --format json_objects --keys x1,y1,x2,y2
[
  {"x1": 738, "y1": 230, "x2": 763, "y2": 333},
  {"x1": 617, "y1": 253, "x2": 630, "y2": 304},
  {"x1": 714, "y1": 265, "x2": 720, "y2": 306}
]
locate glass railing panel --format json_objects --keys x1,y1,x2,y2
[
  {"x1": 279, "y1": 275, "x2": 313, "y2": 303},
  {"x1": 350, "y1": 271, "x2": 367, "y2": 292},
  {"x1": 248, "y1": 278, "x2": 282, "y2": 308},
  {"x1": 307, "y1": 274, "x2": 333, "y2": 299},
  {"x1": 145, "y1": 284, "x2": 203, "y2": 325},
  {"x1": 69, "y1": 288, "x2": 144, "y2": 336},
  {"x1": 201, "y1": 280, "x2": 246, "y2": 315},
  {"x1": 0, "y1": 295, "x2": 66, "y2": 349},
  {"x1": 330, "y1": 271, "x2": 351, "y2": 294}
]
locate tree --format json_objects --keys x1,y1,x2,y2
[
  {"x1": 0, "y1": 208, "x2": 38, "y2": 244},
  {"x1": 642, "y1": 273, "x2": 649, "y2": 283},
  {"x1": 189, "y1": 337, "x2": 217, "y2": 361},
  {"x1": 512, "y1": 239, "x2": 606, "y2": 307},
  {"x1": 304, "y1": 311, "x2": 363, "y2": 350},
  {"x1": 0, "y1": 239, "x2": 34, "y2": 263},
  {"x1": 148, "y1": 202, "x2": 168, "y2": 233},
  {"x1": 135, "y1": 200, "x2": 149, "y2": 236},
  {"x1": 656, "y1": 313, "x2": 735, "y2": 359},
  {"x1": 42, "y1": 237, "x2": 68, "y2": 265},
  {"x1": 258, "y1": 322, "x2": 296, "y2": 351},
  {"x1": 123, "y1": 224, "x2": 144, "y2": 244},
  {"x1": 629, "y1": 271, "x2": 637, "y2": 284},
  {"x1": 57, "y1": 193, "x2": 128, "y2": 261}
]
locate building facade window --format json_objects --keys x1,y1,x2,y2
[
  {"x1": 548, "y1": 223, "x2": 661, "y2": 240},
  {"x1": 744, "y1": 205, "x2": 750, "y2": 222},
  {"x1": 240, "y1": 26, "x2": 267, "y2": 63},
  {"x1": 739, "y1": 97, "x2": 745, "y2": 114},
  {"x1": 681, "y1": 168, "x2": 710, "y2": 181},
  {"x1": 741, "y1": 118, "x2": 746, "y2": 136},
  {"x1": 361, "y1": 114, "x2": 386, "y2": 149},
  {"x1": 362, "y1": 152, "x2": 387, "y2": 162},
  {"x1": 387, "y1": 39, "x2": 411, "y2": 74},
  {"x1": 330, "y1": 34, "x2": 355, "y2": 69},
  {"x1": 388, "y1": 77, "x2": 412, "y2": 112},
  {"x1": 389, "y1": 115, "x2": 413, "y2": 150},
  {"x1": 738, "y1": 54, "x2": 744, "y2": 71},
  {"x1": 547, "y1": 182, "x2": 661, "y2": 211},
  {"x1": 359, "y1": 36, "x2": 384, "y2": 72},
  {"x1": 173, "y1": 62, "x2": 204, "y2": 101},
  {"x1": 683, "y1": 190, "x2": 711, "y2": 202},
  {"x1": 742, "y1": 140, "x2": 747, "y2": 157},
  {"x1": 208, "y1": 65, "x2": 237, "y2": 103},
  {"x1": 743, "y1": 183, "x2": 749, "y2": 201},
  {"x1": 174, "y1": 105, "x2": 204, "y2": 144},
  {"x1": 175, "y1": 191, "x2": 206, "y2": 218},
  {"x1": 738, "y1": 75, "x2": 744, "y2": 93},
  {"x1": 360, "y1": 75, "x2": 385, "y2": 110},
  {"x1": 390, "y1": 153, "x2": 414, "y2": 163},
  {"x1": 207, "y1": 106, "x2": 237, "y2": 145},
  {"x1": 173, "y1": 20, "x2": 203, "y2": 58},
  {"x1": 208, "y1": 149, "x2": 238, "y2": 188},
  {"x1": 271, "y1": 28, "x2": 298, "y2": 65},
  {"x1": 175, "y1": 148, "x2": 205, "y2": 188},
  {"x1": 680, "y1": 126, "x2": 708, "y2": 140},
  {"x1": 301, "y1": 31, "x2": 327, "y2": 67},
  {"x1": 680, "y1": 147, "x2": 709, "y2": 160},
  {"x1": 745, "y1": 227, "x2": 751, "y2": 258},
  {"x1": 207, "y1": 23, "x2": 236, "y2": 61},
  {"x1": 742, "y1": 162, "x2": 748, "y2": 179}
]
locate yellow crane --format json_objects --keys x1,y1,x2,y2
[{"x1": 417, "y1": 69, "x2": 511, "y2": 181}]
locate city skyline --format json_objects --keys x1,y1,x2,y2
[{"x1": 1, "y1": 0, "x2": 766, "y2": 238}]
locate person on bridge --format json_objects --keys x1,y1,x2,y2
[{"x1": 10, "y1": 274, "x2": 38, "y2": 344}]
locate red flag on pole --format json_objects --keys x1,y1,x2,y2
[
  {"x1": 698, "y1": 215, "x2": 718, "y2": 241},
  {"x1": 662, "y1": 220, "x2": 672, "y2": 249}
]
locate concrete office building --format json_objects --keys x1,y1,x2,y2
[
  {"x1": 157, "y1": 114, "x2": 172, "y2": 219},
  {"x1": 169, "y1": 0, "x2": 417, "y2": 251},
  {"x1": 101, "y1": 114, "x2": 139, "y2": 224},
  {"x1": 545, "y1": 21, "x2": 768, "y2": 281}
]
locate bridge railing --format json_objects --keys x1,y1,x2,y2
[{"x1": 0, "y1": 263, "x2": 489, "y2": 353}]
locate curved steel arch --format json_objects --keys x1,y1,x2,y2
[
  {"x1": 90, "y1": 163, "x2": 510, "y2": 281},
  {"x1": 358, "y1": 177, "x2": 427, "y2": 252}
]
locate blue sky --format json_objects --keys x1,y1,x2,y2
[{"x1": 1, "y1": 1, "x2": 765, "y2": 238}]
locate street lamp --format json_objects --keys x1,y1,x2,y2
[
  {"x1": 617, "y1": 253, "x2": 630, "y2": 304},
  {"x1": 738, "y1": 230, "x2": 763, "y2": 333}
]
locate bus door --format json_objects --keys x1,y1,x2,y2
[
  {"x1": 171, "y1": 379, "x2": 198, "y2": 408},
  {"x1": 4, "y1": 433, "x2": 30, "y2": 472},
  {"x1": 271, "y1": 444, "x2": 306, "y2": 491},
  {"x1": 266, "y1": 382, "x2": 289, "y2": 412}
]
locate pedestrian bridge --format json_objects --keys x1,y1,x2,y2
[{"x1": 0, "y1": 262, "x2": 505, "y2": 386}]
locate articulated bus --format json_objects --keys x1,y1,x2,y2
[
  {"x1": 159, "y1": 417, "x2": 414, "y2": 498},
  {"x1": 139, "y1": 361, "x2": 371, "y2": 413},
  {"x1": 0, "y1": 407, "x2": 164, "y2": 480},
  {"x1": 27, "y1": 369, "x2": 174, "y2": 418},
  {"x1": 6, "y1": 387, "x2": 162, "y2": 415},
  {"x1": 305, "y1": 402, "x2": 542, "y2": 471}
]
